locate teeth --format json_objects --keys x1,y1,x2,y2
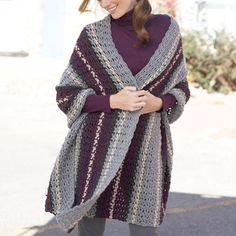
[{"x1": 109, "y1": 6, "x2": 117, "y2": 13}]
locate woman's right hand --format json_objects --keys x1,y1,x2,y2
[{"x1": 110, "y1": 86, "x2": 148, "y2": 112}]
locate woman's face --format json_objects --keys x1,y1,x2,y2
[{"x1": 98, "y1": 0, "x2": 137, "y2": 19}]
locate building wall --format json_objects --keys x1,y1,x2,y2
[
  {"x1": 177, "y1": 0, "x2": 236, "y2": 36},
  {"x1": 0, "y1": 0, "x2": 106, "y2": 58},
  {"x1": 1, "y1": 0, "x2": 235, "y2": 58},
  {"x1": 41, "y1": 0, "x2": 65, "y2": 58}
]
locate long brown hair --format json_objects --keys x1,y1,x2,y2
[{"x1": 79, "y1": 0, "x2": 152, "y2": 46}]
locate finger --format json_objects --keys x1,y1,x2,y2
[
  {"x1": 138, "y1": 96, "x2": 147, "y2": 102},
  {"x1": 133, "y1": 102, "x2": 146, "y2": 108},
  {"x1": 136, "y1": 90, "x2": 148, "y2": 96},
  {"x1": 131, "y1": 106, "x2": 142, "y2": 111},
  {"x1": 124, "y1": 86, "x2": 137, "y2": 91},
  {"x1": 135, "y1": 96, "x2": 147, "y2": 103}
]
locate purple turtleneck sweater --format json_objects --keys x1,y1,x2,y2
[{"x1": 82, "y1": 9, "x2": 177, "y2": 113}]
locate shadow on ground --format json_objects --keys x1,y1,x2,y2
[{"x1": 26, "y1": 192, "x2": 236, "y2": 236}]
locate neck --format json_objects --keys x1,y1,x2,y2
[{"x1": 111, "y1": 8, "x2": 135, "y2": 30}]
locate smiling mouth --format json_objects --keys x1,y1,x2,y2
[{"x1": 108, "y1": 6, "x2": 117, "y2": 14}]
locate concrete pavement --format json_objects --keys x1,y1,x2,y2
[{"x1": 0, "y1": 57, "x2": 235, "y2": 236}]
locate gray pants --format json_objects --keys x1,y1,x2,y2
[{"x1": 78, "y1": 216, "x2": 158, "y2": 236}]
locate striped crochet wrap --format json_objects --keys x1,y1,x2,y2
[{"x1": 45, "y1": 14, "x2": 190, "y2": 234}]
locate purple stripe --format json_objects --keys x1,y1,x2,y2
[
  {"x1": 159, "y1": 123, "x2": 171, "y2": 223},
  {"x1": 175, "y1": 81, "x2": 191, "y2": 102},
  {"x1": 56, "y1": 86, "x2": 81, "y2": 114},
  {"x1": 95, "y1": 114, "x2": 149, "y2": 219},
  {"x1": 71, "y1": 29, "x2": 118, "y2": 95},
  {"x1": 85, "y1": 113, "x2": 117, "y2": 198},
  {"x1": 145, "y1": 40, "x2": 184, "y2": 95},
  {"x1": 44, "y1": 181, "x2": 55, "y2": 214},
  {"x1": 74, "y1": 112, "x2": 116, "y2": 206}
]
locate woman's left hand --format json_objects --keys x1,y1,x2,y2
[{"x1": 140, "y1": 91, "x2": 163, "y2": 115}]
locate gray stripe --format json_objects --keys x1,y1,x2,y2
[
  {"x1": 48, "y1": 14, "x2": 189, "y2": 233},
  {"x1": 67, "y1": 88, "x2": 96, "y2": 128},
  {"x1": 56, "y1": 110, "x2": 143, "y2": 230},
  {"x1": 87, "y1": 21, "x2": 137, "y2": 89},
  {"x1": 161, "y1": 112, "x2": 173, "y2": 168},
  {"x1": 161, "y1": 60, "x2": 188, "y2": 95},
  {"x1": 86, "y1": 15, "x2": 180, "y2": 90},
  {"x1": 50, "y1": 112, "x2": 88, "y2": 214},
  {"x1": 137, "y1": 17, "x2": 181, "y2": 89},
  {"x1": 57, "y1": 64, "x2": 88, "y2": 88},
  {"x1": 127, "y1": 112, "x2": 163, "y2": 227},
  {"x1": 167, "y1": 88, "x2": 187, "y2": 124}
]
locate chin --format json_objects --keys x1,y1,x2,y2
[
  {"x1": 110, "y1": 12, "x2": 124, "y2": 19},
  {"x1": 111, "y1": 14, "x2": 120, "y2": 19}
]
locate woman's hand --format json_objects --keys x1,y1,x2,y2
[
  {"x1": 140, "y1": 91, "x2": 163, "y2": 114},
  {"x1": 110, "y1": 86, "x2": 148, "y2": 112},
  {"x1": 110, "y1": 87, "x2": 163, "y2": 114}
]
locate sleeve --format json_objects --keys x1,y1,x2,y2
[
  {"x1": 81, "y1": 95, "x2": 112, "y2": 113},
  {"x1": 159, "y1": 18, "x2": 191, "y2": 123},
  {"x1": 159, "y1": 93, "x2": 177, "y2": 111},
  {"x1": 159, "y1": 80, "x2": 190, "y2": 114},
  {"x1": 165, "y1": 79, "x2": 190, "y2": 120}
]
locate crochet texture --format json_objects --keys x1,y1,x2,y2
[{"x1": 45, "y1": 14, "x2": 190, "y2": 234}]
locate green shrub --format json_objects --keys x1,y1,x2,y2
[{"x1": 182, "y1": 29, "x2": 236, "y2": 94}]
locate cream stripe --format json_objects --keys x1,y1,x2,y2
[
  {"x1": 153, "y1": 122, "x2": 163, "y2": 224},
  {"x1": 142, "y1": 34, "x2": 181, "y2": 88},
  {"x1": 90, "y1": 25, "x2": 125, "y2": 88},
  {"x1": 55, "y1": 159, "x2": 62, "y2": 210},
  {"x1": 81, "y1": 112, "x2": 105, "y2": 203},
  {"x1": 94, "y1": 111, "x2": 127, "y2": 195},
  {"x1": 108, "y1": 162, "x2": 124, "y2": 218},
  {"x1": 149, "y1": 47, "x2": 183, "y2": 92},
  {"x1": 74, "y1": 46, "x2": 105, "y2": 95},
  {"x1": 130, "y1": 114, "x2": 156, "y2": 222}
]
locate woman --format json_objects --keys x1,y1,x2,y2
[{"x1": 44, "y1": 0, "x2": 190, "y2": 235}]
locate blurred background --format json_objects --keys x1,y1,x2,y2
[{"x1": 0, "y1": 0, "x2": 235, "y2": 235}]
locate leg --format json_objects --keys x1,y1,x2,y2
[
  {"x1": 128, "y1": 223, "x2": 158, "y2": 236},
  {"x1": 78, "y1": 216, "x2": 106, "y2": 236}
]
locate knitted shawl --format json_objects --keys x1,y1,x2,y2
[{"x1": 45, "y1": 14, "x2": 189, "y2": 234}]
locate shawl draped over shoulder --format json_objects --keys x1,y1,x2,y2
[{"x1": 45, "y1": 14, "x2": 190, "y2": 233}]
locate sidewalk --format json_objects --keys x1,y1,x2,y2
[{"x1": 0, "y1": 57, "x2": 235, "y2": 236}]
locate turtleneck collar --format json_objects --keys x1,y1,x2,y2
[{"x1": 111, "y1": 8, "x2": 134, "y2": 30}]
